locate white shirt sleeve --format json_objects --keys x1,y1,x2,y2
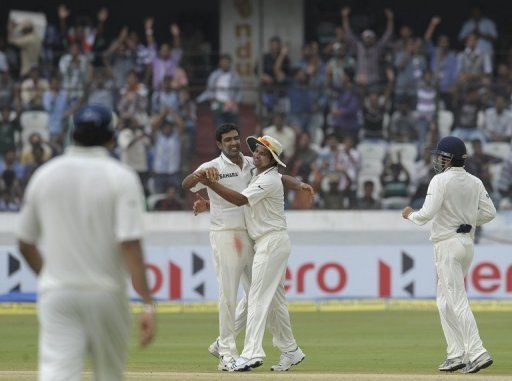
[
  {"x1": 476, "y1": 181, "x2": 496, "y2": 226},
  {"x1": 115, "y1": 171, "x2": 146, "y2": 242},
  {"x1": 408, "y1": 175, "x2": 445, "y2": 226},
  {"x1": 242, "y1": 173, "x2": 278, "y2": 207},
  {"x1": 16, "y1": 175, "x2": 41, "y2": 244}
]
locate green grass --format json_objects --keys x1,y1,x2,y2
[{"x1": 1, "y1": 311, "x2": 511, "y2": 374}]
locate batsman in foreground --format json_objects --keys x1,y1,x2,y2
[
  {"x1": 17, "y1": 104, "x2": 156, "y2": 381},
  {"x1": 402, "y1": 136, "x2": 496, "y2": 374}
]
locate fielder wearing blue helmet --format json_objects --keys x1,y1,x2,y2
[
  {"x1": 72, "y1": 104, "x2": 115, "y2": 146},
  {"x1": 432, "y1": 136, "x2": 468, "y2": 174}
]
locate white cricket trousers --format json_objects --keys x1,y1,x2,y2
[
  {"x1": 38, "y1": 289, "x2": 130, "y2": 381},
  {"x1": 240, "y1": 230, "x2": 294, "y2": 360},
  {"x1": 210, "y1": 230, "x2": 253, "y2": 361},
  {"x1": 434, "y1": 234, "x2": 487, "y2": 362}
]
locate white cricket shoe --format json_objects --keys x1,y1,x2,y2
[
  {"x1": 438, "y1": 355, "x2": 465, "y2": 371},
  {"x1": 218, "y1": 355, "x2": 235, "y2": 371},
  {"x1": 270, "y1": 347, "x2": 306, "y2": 371},
  {"x1": 208, "y1": 338, "x2": 220, "y2": 359},
  {"x1": 228, "y1": 356, "x2": 264, "y2": 372}
]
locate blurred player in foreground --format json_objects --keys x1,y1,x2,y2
[
  {"x1": 195, "y1": 135, "x2": 303, "y2": 372},
  {"x1": 182, "y1": 124, "x2": 312, "y2": 371},
  {"x1": 17, "y1": 104, "x2": 155, "y2": 381},
  {"x1": 402, "y1": 136, "x2": 496, "y2": 374}
]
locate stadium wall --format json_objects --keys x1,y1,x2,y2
[{"x1": 1, "y1": 211, "x2": 511, "y2": 302}]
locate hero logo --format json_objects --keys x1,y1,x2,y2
[
  {"x1": 140, "y1": 252, "x2": 206, "y2": 300},
  {"x1": 470, "y1": 262, "x2": 512, "y2": 294},
  {"x1": 379, "y1": 251, "x2": 415, "y2": 297},
  {"x1": 285, "y1": 262, "x2": 347, "y2": 294}
]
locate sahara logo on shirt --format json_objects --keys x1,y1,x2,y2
[{"x1": 219, "y1": 172, "x2": 239, "y2": 179}]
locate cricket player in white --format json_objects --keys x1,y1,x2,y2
[
  {"x1": 182, "y1": 125, "x2": 310, "y2": 371},
  {"x1": 402, "y1": 136, "x2": 496, "y2": 374},
  {"x1": 17, "y1": 104, "x2": 156, "y2": 381},
  {"x1": 196, "y1": 135, "x2": 301, "y2": 372}
]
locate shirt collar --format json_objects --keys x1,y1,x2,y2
[
  {"x1": 447, "y1": 167, "x2": 466, "y2": 173},
  {"x1": 220, "y1": 152, "x2": 247, "y2": 167},
  {"x1": 254, "y1": 165, "x2": 278, "y2": 177},
  {"x1": 65, "y1": 145, "x2": 110, "y2": 157}
]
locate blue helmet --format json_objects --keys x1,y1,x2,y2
[
  {"x1": 432, "y1": 136, "x2": 468, "y2": 173},
  {"x1": 72, "y1": 104, "x2": 114, "y2": 146}
]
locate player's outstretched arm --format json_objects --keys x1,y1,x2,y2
[
  {"x1": 281, "y1": 175, "x2": 315, "y2": 198},
  {"x1": 182, "y1": 167, "x2": 219, "y2": 191},
  {"x1": 121, "y1": 240, "x2": 156, "y2": 347},
  {"x1": 18, "y1": 241, "x2": 43, "y2": 275}
]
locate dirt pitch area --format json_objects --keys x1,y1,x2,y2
[{"x1": 1, "y1": 371, "x2": 511, "y2": 381}]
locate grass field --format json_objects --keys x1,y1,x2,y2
[{"x1": 1, "y1": 310, "x2": 512, "y2": 380}]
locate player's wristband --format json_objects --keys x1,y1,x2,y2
[{"x1": 143, "y1": 303, "x2": 155, "y2": 314}]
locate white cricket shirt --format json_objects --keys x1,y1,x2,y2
[
  {"x1": 408, "y1": 167, "x2": 496, "y2": 242},
  {"x1": 190, "y1": 153, "x2": 253, "y2": 231},
  {"x1": 17, "y1": 146, "x2": 146, "y2": 294},
  {"x1": 241, "y1": 166, "x2": 287, "y2": 241}
]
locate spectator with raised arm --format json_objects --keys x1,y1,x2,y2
[
  {"x1": 260, "y1": 36, "x2": 291, "y2": 113},
  {"x1": 341, "y1": 7, "x2": 394, "y2": 87},
  {"x1": 104, "y1": 27, "x2": 137, "y2": 90},
  {"x1": 424, "y1": 16, "x2": 458, "y2": 110},
  {"x1": 149, "y1": 24, "x2": 184, "y2": 90}
]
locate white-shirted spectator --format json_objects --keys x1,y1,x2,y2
[
  {"x1": 263, "y1": 113, "x2": 297, "y2": 162},
  {"x1": 151, "y1": 110, "x2": 184, "y2": 193},
  {"x1": 483, "y1": 94, "x2": 512, "y2": 142},
  {"x1": 117, "y1": 118, "x2": 152, "y2": 193},
  {"x1": 20, "y1": 66, "x2": 49, "y2": 110},
  {"x1": 197, "y1": 54, "x2": 241, "y2": 127},
  {"x1": 457, "y1": 33, "x2": 492, "y2": 84},
  {"x1": 59, "y1": 42, "x2": 92, "y2": 102}
]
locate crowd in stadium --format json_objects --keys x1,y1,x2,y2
[{"x1": 1, "y1": 5, "x2": 512, "y2": 211}]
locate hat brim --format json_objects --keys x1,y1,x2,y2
[{"x1": 246, "y1": 136, "x2": 286, "y2": 167}]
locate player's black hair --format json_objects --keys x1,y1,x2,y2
[{"x1": 215, "y1": 123, "x2": 240, "y2": 142}]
